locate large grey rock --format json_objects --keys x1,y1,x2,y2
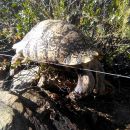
[
  {"x1": 0, "y1": 89, "x2": 81, "y2": 130},
  {"x1": 0, "y1": 101, "x2": 14, "y2": 130},
  {"x1": 0, "y1": 91, "x2": 28, "y2": 130}
]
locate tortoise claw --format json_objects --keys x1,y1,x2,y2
[{"x1": 68, "y1": 91, "x2": 83, "y2": 101}]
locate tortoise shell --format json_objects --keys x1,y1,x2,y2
[{"x1": 13, "y1": 19, "x2": 98, "y2": 65}]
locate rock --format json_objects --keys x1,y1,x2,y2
[
  {"x1": 0, "y1": 102, "x2": 29, "y2": 130},
  {"x1": 0, "y1": 91, "x2": 29, "y2": 130},
  {"x1": 0, "y1": 89, "x2": 82, "y2": 130},
  {"x1": 0, "y1": 91, "x2": 23, "y2": 113},
  {"x1": 125, "y1": 124, "x2": 130, "y2": 130},
  {"x1": 0, "y1": 101, "x2": 14, "y2": 130},
  {"x1": 10, "y1": 66, "x2": 39, "y2": 92}
]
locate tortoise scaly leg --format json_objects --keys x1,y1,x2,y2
[
  {"x1": 69, "y1": 71, "x2": 95, "y2": 101},
  {"x1": 10, "y1": 53, "x2": 24, "y2": 76}
]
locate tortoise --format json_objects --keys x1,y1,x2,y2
[{"x1": 11, "y1": 19, "x2": 105, "y2": 99}]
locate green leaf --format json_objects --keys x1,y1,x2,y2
[{"x1": 11, "y1": 3, "x2": 17, "y2": 8}]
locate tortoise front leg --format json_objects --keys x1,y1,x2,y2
[
  {"x1": 10, "y1": 53, "x2": 24, "y2": 76},
  {"x1": 69, "y1": 71, "x2": 95, "y2": 101}
]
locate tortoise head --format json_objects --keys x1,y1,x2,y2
[{"x1": 63, "y1": 50, "x2": 99, "y2": 66}]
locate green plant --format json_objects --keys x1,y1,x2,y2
[{"x1": 0, "y1": 0, "x2": 130, "y2": 66}]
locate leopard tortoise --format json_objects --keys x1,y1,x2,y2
[{"x1": 11, "y1": 19, "x2": 105, "y2": 99}]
